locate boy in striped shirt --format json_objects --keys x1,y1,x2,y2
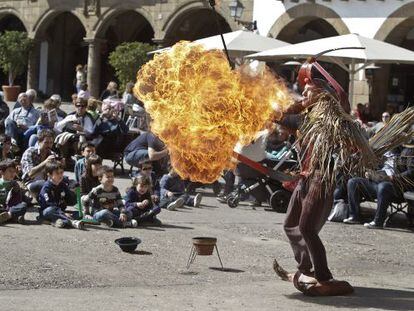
[{"x1": 83, "y1": 165, "x2": 137, "y2": 228}]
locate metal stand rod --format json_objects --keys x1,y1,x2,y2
[
  {"x1": 186, "y1": 246, "x2": 197, "y2": 269},
  {"x1": 215, "y1": 245, "x2": 224, "y2": 269}
]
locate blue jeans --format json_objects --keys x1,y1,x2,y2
[
  {"x1": 347, "y1": 177, "x2": 399, "y2": 225},
  {"x1": 42, "y1": 206, "x2": 72, "y2": 227},
  {"x1": 27, "y1": 180, "x2": 46, "y2": 200},
  {"x1": 28, "y1": 134, "x2": 39, "y2": 147},
  {"x1": 93, "y1": 209, "x2": 126, "y2": 227},
  {"x1": 5, "y1": 119, "x2": 25, "y2": 146},
  {"x1": 7, "y1": 202, "x2": 27, "y2": 219},
  {"x1": 126, "y1": 204, "x2": 161, "y2": 221},
  {"x1": 159, "y1": 194, "x2": 194, "y2": 209},
  {"x1": 124, "y1": 149, "x2": 149, "y2": 167}
]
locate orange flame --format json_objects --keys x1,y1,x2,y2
[{"x1": 134, "y1": 42, "x2": 292, "y2": 183}]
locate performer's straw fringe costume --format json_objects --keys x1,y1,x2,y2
[{"x1": 276, "y1": 81, "x2": 376, "y2": 296}]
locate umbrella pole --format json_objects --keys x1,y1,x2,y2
[
  {"x1": 349, "y1": 59, "x2": 356, "y2": 109},
  {"x1": 208, "y1": 0, "x2": 232, "y2": 67}
]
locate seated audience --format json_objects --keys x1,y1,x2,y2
[
  {"x1": 24, "y1": 99, "x2": 62, "y2": 147},
  {"x1": 21, "y1": 129, "x2": 57, "y2": 198},
  {"x1": 368, "y1": 112, "x2": 391, "y2": 137},
  {"x1": 55, "y1": 98, "x2": 96, "y2": 167},
  {"x1": 13, "y1": 89, "x2": 37, "y2": 110},
  {"x1": 80, "y1": 154, "x2": 102, "y2": 195},
  {"x1": 345, "y1": 147, "x2": 414, "y2": 228},
  {"x1": 124, "y1": 130, "x2": 169, "y2": 178},
  {"x1": 93, "y1": 102, "x2": 128, "y2": 154},
  {"x1": 159, "y1": 167, "x2": 202, "y2": 211},
  {"x1": 135, "y1": 161, "x2": 160, "y2": 203},
  {"x1": 125, "y1": 175, "x2": 161, "y2": 225},
  {"x1": 50, "y1": 94, "x2": 67, "y2": 118},
  {"x1": 38, "y1": 161, "x2": 83, "y2": 229},
  {"x1": 82, "y1": 166, "x2": 136, "y2": 228},
  {"x1": 0, "y1": 160, "x2": 28, "y2": 225},
  {"x1": 100, "y1": 81, "x2": 118, "y2": 101},
  {"x1": 0, "y1": 134, "x2": 15, "y2": 161},
  {"x1": 78, "y1": 83, "x2": 91, "y2": 100},
  {"x1": 0, "y1": 92, "x2": 9, "y2": 133},
  {"x1": 87, "y1": 98, "x2": 101, "y2": 121},
  {"x1": 5, "y1": 92, "x2": 40, "y2": 148},
  {"x1": 74, "y1": 143, "x2": 96, "y2": 183}
]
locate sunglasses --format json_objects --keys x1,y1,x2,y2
[
  {"x1": 76, "y1": 104, "x2": 87, "y2": 108},
  {"x1": 142, "y1": 167, "x2": 152, "y2": 171}
]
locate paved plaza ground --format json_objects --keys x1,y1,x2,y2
[
  {"x1": 0, "y1": 169, "x2": 413, "y2": 311},
  {"x1": 1, "y1": 102, "x2": 414, "y2": 310}
]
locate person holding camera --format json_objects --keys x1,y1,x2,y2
[{"x1": 21, "y1": 129, "x2": 58, "y2": 199}]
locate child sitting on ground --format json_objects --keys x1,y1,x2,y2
[
  {"x1": 0, "y1": 160, "x2": 28, "y2": 225},
  {"x1": 125, "y1": 175, "x2": 162, "y2": 226},
  {"x1": 74, "y1": 143, "x2": 96, "y2": 183},
  {"x1": 82, "y1": 165, "x2": 137, "y2": 228},
  {"x1": 80, "y1": 154, "x2": 102, "y2": 195},
  {"x1": 38, "y1": 161, "x2": 84, "y2": 229},
  {"x1": 159, "y1": 167, "x2": 202, "y2": 211},
  {"x1": 136, "y1": 161, "x2": 160, "y2": 203}
]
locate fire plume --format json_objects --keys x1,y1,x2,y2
[{"x1": 134, "y1": 42, "x2": 292, "y2": 183}]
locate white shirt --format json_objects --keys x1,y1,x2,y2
[{"x1": 234, "y1": 130, "x2": 269, "y2": 162}]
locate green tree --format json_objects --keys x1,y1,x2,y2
[
  {"x1": 109, "y1": 41, "x2": 155, "y2": 90},
  {"x1": 0, "y1": 31, "x2": 33, "y2": 86}
]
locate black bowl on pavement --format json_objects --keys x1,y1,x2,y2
[{"x1": 115, "y1": 237, "x2": 141, "y2": 253}]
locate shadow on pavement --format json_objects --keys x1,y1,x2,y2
[
  {"x1": 160, "y1": 224, "x2": 194, "y2": 230},
  {"x1": 285, "y1": 286, "x2": 414, "y2": 311},
  {"x1": 209, "y1": 267, "x2": 245, "y2": 273},
  {"x1": 129, "y1": 250, "x2": 152, "y2": 255}
]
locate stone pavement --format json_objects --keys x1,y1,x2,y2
[{"x1": 0, "y1": 169, "x2": 413, "y2": 311}]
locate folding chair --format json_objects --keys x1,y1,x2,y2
[{"x1": 385, "y1": 193, "x2": 414, "y2": 227}]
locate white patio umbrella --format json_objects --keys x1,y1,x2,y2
[
  {"x1": 149, "y1": 30, "x2": 290, "y2": 58},
  {"x1": 246, "y1": 33, "x2": 414, "y2": 106}
]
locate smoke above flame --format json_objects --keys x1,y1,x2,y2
[{"x1": 134, "y1": 42, "x2": 292, "y2": 183}]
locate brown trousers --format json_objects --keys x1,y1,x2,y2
[{"x1": 284, "y1": 174, "x2": 333, "y2": 282}]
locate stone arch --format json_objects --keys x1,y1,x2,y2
[
  {"x1": 33, "y1": 11, "x2": 88, "y2": 99},
  {"x1": 371, "y1": 3, "x2": 414, "y2": 118},
  {"x1": 162, "y1": 2, "x2": 232, "y2": 45},
  {"x1": 268, "y1": 3, "x2": 350, "y2": 40},
  {"x1": 93, "y1": 2, "x2": 155, "y2": 37},
  {"x1": 0, "y1": 8, "x2": 28, "y2": 32},
  {"x1": 92, "y1": 8, "x2": 155, "y2": 93},
  {"x1": 374, "y1": 2, "x2": 414, "y2": 44},
  {"x1": 32, "y1": 8, "x2": 87, "y2": 37},
  {"x1": 163, "y1": 1, "x2": 233, "y2": 34}
]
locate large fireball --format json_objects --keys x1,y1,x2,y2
[{"x1": 134, "y1": 42, "x2": 292, "y2": 183}]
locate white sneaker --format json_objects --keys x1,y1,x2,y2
[
  {"x1": 167, "y1": 198, "x2": 185, "y2": 211},
  {"x1": 193, "y1": 193, "x2": 202, "y2": 207},
  {"x1": 53, "y1": 219, "x2": 65, "y2": 228},
  {"x1": 71, "y1": 220, "x2": 85, "y2": 230},
  {"x1": 124, "y1": 219, "x2": 138, "y2": 228}
]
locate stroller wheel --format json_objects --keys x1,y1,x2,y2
[
  {"x1": 270, "y1": 190, "x2": 291, "y2": 213},
  {"x1": 227, "y1": 196, "x2": 239, "y2": 208}
]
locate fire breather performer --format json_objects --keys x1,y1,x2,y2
[{"x1": 274, "y1": 59, "x2": 377, "y2": 296}]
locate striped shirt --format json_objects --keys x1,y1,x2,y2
[{"x1": 82, "y1": 184, "x2": 124, "y2": 215}]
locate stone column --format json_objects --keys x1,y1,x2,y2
[
  {"x1": 27, "y1": 39, "x2": 40, "y2": 91},
  {"x1": 84, "y1": 37, "x2": 103, "y2": 98}
]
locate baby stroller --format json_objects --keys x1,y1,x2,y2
[{"x1": 226, "y1": 152, "x2": 297, "y2": 213}]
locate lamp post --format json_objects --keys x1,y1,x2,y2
[{"x1": 228, "y1": 0, "x2": 257, "y2": 31}]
